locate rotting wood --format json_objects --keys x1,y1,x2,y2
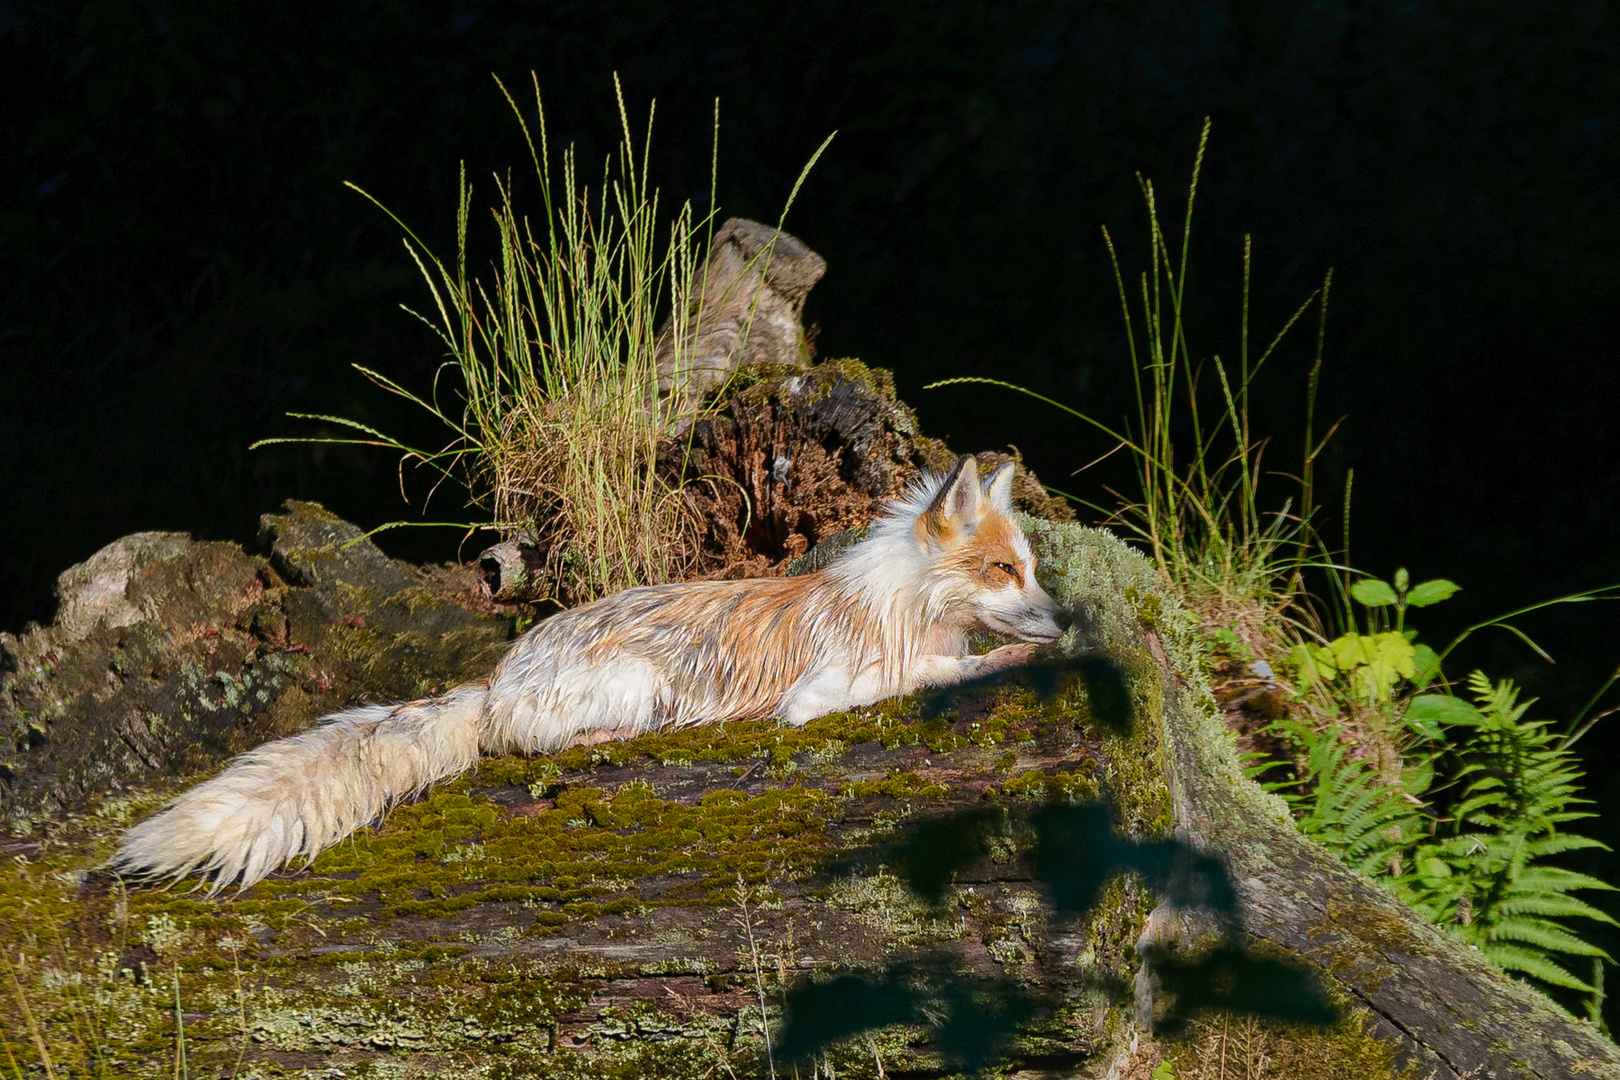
[
  {"x1": 655, "y1": 216, "x2": 827, "y2": 412},
  {"x1": 3, "y1": 499, "x2": 1615, "y2": 1078}
]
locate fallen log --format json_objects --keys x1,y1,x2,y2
[{"x1": 4, "y1": 513, "x2": 1612, "y2": 1076}]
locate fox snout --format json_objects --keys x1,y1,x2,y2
[
  {"x1": 978, "y1": 578, "x2": 1069, "y2": 644},
  {"x1": 1012, "y1": 591, "x2": 1069, "y2": 643}
]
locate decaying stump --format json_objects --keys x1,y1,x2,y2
[
  {"x1": 476, "y1": 356, "x2": 1074, "y2": 600},
  {"x1": 670, "y1": 359, "x2": 1074, "y2": 577},
  {"x1": 655, "y1": 216, "x2": 827, "y2": 411}
]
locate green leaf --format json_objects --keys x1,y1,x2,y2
[
  {"x1": 1405, "y1": 694, "x2": 1484, "y2": 733},
  {"x1": 1418, "y1": 856, "x2": 1452, "y2": 881},
  {"x1": 1401, "y1": 756, "x2": 1435, "y2": 797},
  {"x1": 1375, "y1": 632, "x2": 1419, "y2": 678},
  {"x1": 1483, "y1": 945, "x2": 1596, "y2": 992},
  {"x1": 1351, "y1": 578, "x2": 1399, "y2": 607},
  {"x1": 1411, "y1": 643, "x2": 1441, "y2": 686},
  {"x1": 1329, "y1": 633, "x2": 1374, "y2": 670},
  {"x1": 1289, "y1": 642, "x2": 1337, "y2": 683},
  {"x1": 1406, "y1": 579, "x2": 1461, "y2": 607},
  {"x1": 1486, "y1": 921, "x2": 1610, "y2": 959}
]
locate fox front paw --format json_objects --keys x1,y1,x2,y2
[{"x1": 979, "y1": 642, "x2": 1036, "y2": 672}]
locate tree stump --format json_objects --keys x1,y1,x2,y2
[{"x1": 655, "y1": 216, "x2": 827, "y2": 411}]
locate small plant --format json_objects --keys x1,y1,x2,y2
[
  {"x1": 1271, "y1": 663, "x2": 1618, "y2": 995},
  {"x1": 733, "y1": 873, "x2": 778, "y2": 1080},
  {"x1": 1263, "y1": 718, "x2": 1424, "y2": 879},
  {"x1": 1396, "y1": 673, "x2": 1617, "y2": 992},
  {"x1": 1288, "y1": 569, "x2": 1453, "y2": 703},
  {"x1": 930, "y1": 118, "x2": 1337, "y2": 644}
]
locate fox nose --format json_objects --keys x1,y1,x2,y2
[{"x1": 1053, "y1": 607, "x2": 1073, "y2": 632}]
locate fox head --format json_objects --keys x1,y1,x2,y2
[{"x1": 913, "y1": 456, "x2": 1069, "y2": 643}]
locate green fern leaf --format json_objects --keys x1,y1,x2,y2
[
  {"x1": 1485, "y1": 918, "x2": 1609, "y2": 956},
  {"x1": 1482, "y1": 945, "x2": 1597, "y2": 993}
]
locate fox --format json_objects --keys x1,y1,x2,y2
[{"x1": 113, "y1": 455, "x2": 1068, "y2": 891}]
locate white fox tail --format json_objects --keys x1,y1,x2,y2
[{"x1": 113, "y1": 680, "x2": 489, "y2": 892}]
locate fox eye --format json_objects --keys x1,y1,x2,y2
[{"x1": 993, "y1": 561, "x2": 1018, "y2": 579}]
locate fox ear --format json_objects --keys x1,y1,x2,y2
[
  {"x1": 927, "y1": 455, "x2": 982, "y2": 526},
  {"x1": 984, "y1": 461, "x2": 1016, "y2": 513}
]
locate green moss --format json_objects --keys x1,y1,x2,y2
[
  {"x1": 999, "y1": 767, "x2": 1100, "y2": 802},
  {"x1": 840, "y1": 770, "x2": 951, "y2": 799},
  {"x1": 727, "y1": 356, "x2": 896, "y2": 410},
  {"x1": 476, "y1": 697, "x2": 1040, "y2": 793},
  {"x1": 253, "y1": 781, "x2": 842, "y2": 918}
]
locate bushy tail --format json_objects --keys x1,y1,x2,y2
[{"x1": 113, "y1": 680, "x2": 490, "y2": 892}]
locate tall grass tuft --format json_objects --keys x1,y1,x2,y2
[
  {"x1": 930, "y1": 119, "x2": 1336, "y2": 642},
  {"x1": 257, "y1": 76, "x2": 833, "y2": 603}
]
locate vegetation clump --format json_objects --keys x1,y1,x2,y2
[
  {"x1": 937, "y1": 121, "x2": 1620, "y2": 1014},
  {"x1": 259, "y1": 77, "x2": 749, "y2": 603}
]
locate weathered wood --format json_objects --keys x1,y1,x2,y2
[
  {"x1": 3, "y1": 503, "x2": 1614, "y2": 1078},
  {"x1": 0, "y1": 502, "x2": 512, "y2": 825},
  {"x1": 655, "y1": 217, "x2": 827, "y2": 411},
  {"x1": 476, "y1": 530, "x2": 549, "y2": 603}
]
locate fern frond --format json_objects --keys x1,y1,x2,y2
[
  {"x1": 1482, "y1": 945, "x2": 1597, "y2": 993},
  {"x1": 1522, "y1": 834, "x2": 1612, "y2": 860},
  {"x1": 1492, "y1": 892, "x2": 1618, "y2": 925}
]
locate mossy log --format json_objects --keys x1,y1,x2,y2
[
  {"x1": 0, "y1": 503, "x2": 511, "y2": 825},
  {"x1": 1, "y1": 510, "x2": 1615, "y2": 1077}
]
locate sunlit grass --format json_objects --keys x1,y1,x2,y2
[
  {"x1": 257, "y1": 74, "x2": 829, "y2": 603},
  {"x1": 931, "y1": 119, "x2": 1338, "y2": 648}
]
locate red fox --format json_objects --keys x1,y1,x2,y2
[{"x1": 114, "y1": 455, "x2": 1068, "y2": 890}]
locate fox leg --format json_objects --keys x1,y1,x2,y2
[
  {"x1": 567, "y1": 726, "x2": 641, "y2": 748},
  {"x1": 778, "y1": 644, "x2": 1036, "y2": 726},
  {"x1": 779, "y1": 664, "x2": 895, "y2": 726},
  {"x1": 903, "y1": 643, "x2": 1034, "y2": 691}
]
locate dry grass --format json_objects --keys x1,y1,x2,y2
[
  {"x1": 1159, "y1": 1012, "x2": 1419, "y2": 1080},
  {"x1": 259, "y1": 75, "x2": 829, "y2": 603},
  {"x1": 363, "y1": 72, "x2": 710, "y2": 603}
]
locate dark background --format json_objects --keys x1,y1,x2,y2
[{"x1": 4, "y1": 0, "x2": 1618, "y2": 1005}]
